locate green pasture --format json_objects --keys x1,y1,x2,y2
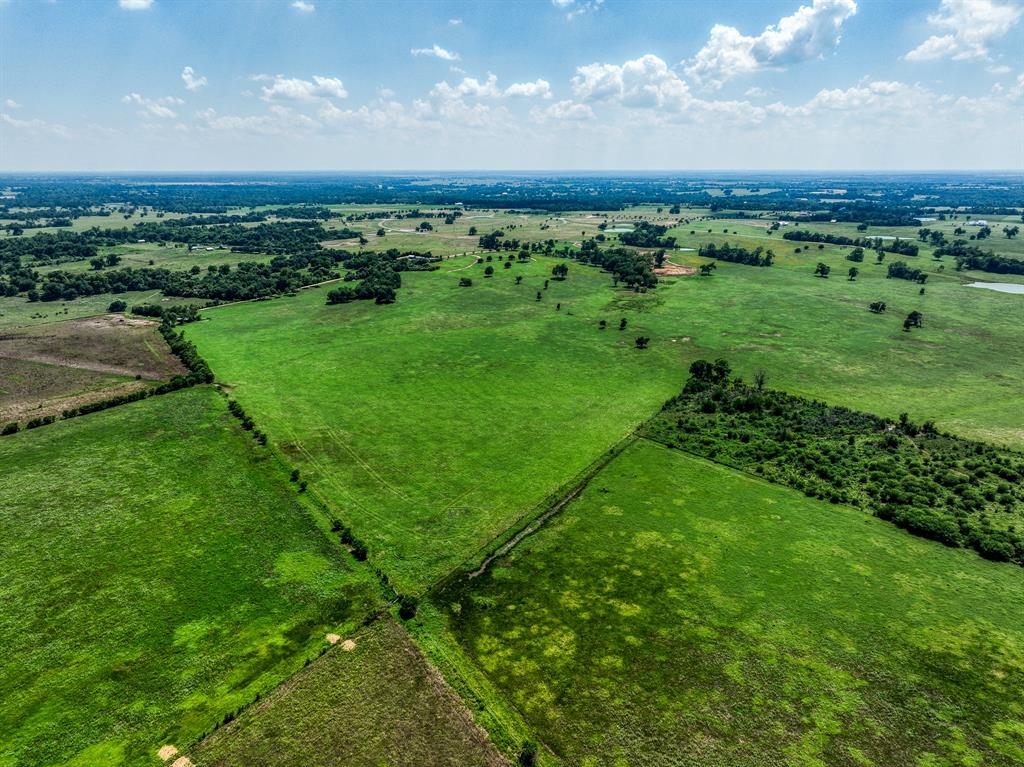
[
  {"x1": 441, "y1": 439, "x2": 1024, "y2": 766},
  {"x1": 0, "y1": 387, "x2": 382, "y2": 767}
]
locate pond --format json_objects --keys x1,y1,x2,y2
[{"x1": 965, "y1": 282, "x2": 1024, "y2": 294}]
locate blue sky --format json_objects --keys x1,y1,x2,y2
[{"x1": 1, "y1": 0, "x2": 1021, "y2": 170}]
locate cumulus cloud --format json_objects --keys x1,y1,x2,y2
[
  {"x1": 118, "y1": 0, "x2": 153, "y2": 9},
  {"x1": 905, "y1": 0, "x2": 1021, "y2": 62},
  {"x1": 685, "y1": 0, "x2": 858, "y2": 89},
  {"x1": 503, "y1": 79, "x2": 553, "y2": 99},
  {"x1": 430, "y1": 74, "x2": 552, "y2": 101},
  {"x1": 196, "y1": 105, "x2": 319, "y2": 135},
  {"x1": 448, "y1": 18, "x2": 463, "y2": 26},
  {"x1": 122, "y1": 93, "x2": 184, "y2": 119},
  {"x1": 4, "y1": 99, "x2": 22, "y2": 109},
  {"x1": 411, "y1": 44, "x2": 461, "y2": 61},
  {"x1": 291, "y1": 1, "x2": 315, "y2": 12},
  {"x1": 256, "y1": 74, "x2": 347, "y2": 102},
  {"x1": 181, "y1": 66, "x2": 207, "y2": 92},
  {"x1": 572, "y1": 54, "x2": 692, "y2": 110}
]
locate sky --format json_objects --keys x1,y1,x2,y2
[{"x1": 1, "y1": 0, "x2": 1022, "y2": 171}]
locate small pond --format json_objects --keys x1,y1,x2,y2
[{"x1": 965, "y1": 282, "x2": 1024, "y2": 294}]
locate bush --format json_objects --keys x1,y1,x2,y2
[
  {"x1": 398, "y1": 595, "x2": 419, "y2": 620},
  {"x1": 108, "y1": 299, "x2": 128, "y2": 312},
  {"x1": 1, "y1": 422, "x2": 19, "y2": 436},
  {"x1": 519, "y1": 742, "x2": 539, "y2": 766}
]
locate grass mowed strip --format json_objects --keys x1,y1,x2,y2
[
  {"x1": 191, "y1": 618, "x2": 508, "y2": 767},
  {"x1": 441, "y1": 439, "x2": 1024, "y2": 767},
  {"x1": 0, "y1": 387, "x2": 382, "y2": 767},
  {"x1": 186, "y1": 257, "x2": 687, "y2": 593}
]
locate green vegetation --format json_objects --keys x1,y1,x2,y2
[
  {"x1": 186, "y1": 257, "x2": 685, "y2": 593},
  {"x1": 191, "y1": 618, "x2": 506, "y2": 767},
  {"x1": 0, "y1": 388, "x2": 382, "y2": 766},
  {"x1": 645, "y1": 362, "x2": 1024, "y2": 563},
  {"x1": 441, "y1": 439, "x2": 1024, "y2": 766}
]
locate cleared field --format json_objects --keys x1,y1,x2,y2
[
  {"x1": 186, "y1": 257, "x2": 687, "y2": 593},
  {"x1": 191, "y1": 618, "x2": 507, "y2": 767},
  {"x1": 0, "y1": 387, "x2": 383, "y2": 767},
  {"x1": 441, "y1": 439, "x2": 1024, "y2": 767},
  {"x1": 0, "y1": 314, "x2": 184, "y2": 424}
]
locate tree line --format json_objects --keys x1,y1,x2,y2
[
  {"x1": 644, "y1": 361, "x2": 1024, "y2": 565},
  {"x1": 783, "y1": 229, "x2": 920, "y2": 256}
]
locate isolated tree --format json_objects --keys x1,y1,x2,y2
[
  {"x1": 619, "y1": 317, "x2": 627, "y2": 330},
  {"x1": 875, "y1": 252, "x2": 886, "y2": 264},
  {"x1": 108, "y1": 300, "x2": 128, "y2": 312},
  {"x1": 459, "y1": 277, "x2": 473, "y2": 287},
  {"x1": 536, "y1": 291, "x2": 542, "y2": 301},
  {"x1": 814, "y1": 262, "x2": 831, "y2": 278},
  {"x1": 634, "y1": 336, "x2": 650, "y2": 349},
  {"x1": 848, "y1": 266, "x2": 859, "y2": 281},
  {"x1": 907, "y1": 310, "x2": 923, "y2": 328},
  {"x1": 599, "y1": 319, "x2": 607, "y2": 329},
  {"x1": 515, "y1": 275, "x2": 523, "y2": 285},
  {"x1": 468, "y1": 226, "x2": 477, "y2": 235},
  {"x1": 484, "y1": 265, "x2": 494, "y2": 277},
  {"x1": 754, "y1": 369, "x2": 767, "y2": 391},
  {"x1": 504, "y1": 260, "x2": 512, "y2": 269},
  {"x1": 1004, "y1": 225, "x2": 1020, "y2": 239},
  {"x1": 869, "y1": 301, "x2": 887, "y2": 313},
  {"x1": 552, "y1": 263, "x2": 569, "y2": 280},
  {"x1": 376, "y1": 227, "x2": 386, "y2": 237},
  {"x1": 518, "y1": 742, "x2": 539, "y2": 767},
  {"x1": 699, "y1": 262, "x2": 717, "y2": 276}
]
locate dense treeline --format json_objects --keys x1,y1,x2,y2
[
  {"x1": 576, "y1": 241, "x2": 658, "y2": 288},
  {"x1": 886, "y1": 261, "x2": 928, "y2": 283},
  {"x1": 783, "y1": 229, "x2": 919, "y2": 256},
  {"x1": 932, "y1": 241, "x2": 1024, "y2": 276},
  {"x1": 617, "y1": 221, "x2": 677, "y2": 249},
  {"x1": 697, "y1": 242, "x2": 774, "y2": 266},
  {"x1": 645, "y1": 361, "x2": 1024, "y2": 565}
]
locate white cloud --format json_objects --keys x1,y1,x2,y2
[
  {"x1": 257, "y1": 74, "x2": 347, "y2": 102},
  {"x1": 196, "y1": 105, "x2": 319, "y2": 135},
  {"x1": 685, "y1": 0, "x2": 858, "y2": 89},
  {"x1": 118, "y1": 0, "x2": 153, "y2": 9},
  {"x1": 448, "y1": 17, "x2": 463, "y2": 26},
  {"x1": 432, "y1": 74, "x2": 502, "y2": 100},
  {"x1": 1, "y1": 112, "x2": 71, "y2": 138},
  {"x1": 290, "y1": 1, "x2": 315, "y2": 12},
  {"x1": 411, "y1": 44, "x2": 461, "y2": 61},
  {"x1": 553, "y1": 0, "x2": 604, "y2": 20},
  {"x1": 905, "y1": 0, "x2": 1021, "y2": 62},
  {"x1": 531, "y1": 99, "x2": 595, "y2": 121},
  {"x1": 4, "y1": 99, "x2": 22, "y2": 109},
  {"x1": 431, "y1": 74, "x2": 553, "y2": 101},
  {"x1": 572, "y1": 54, "x2": 692, "y2": 110},
  {"x1": 122, "y1": 92, "x2": 184, "y2": 119},
  {"x1": 181, "y1": 66, "x2": 207, "y2": 92},
  {"x1": 504, "y1": 79, "x2": 553, "y2": 99}
]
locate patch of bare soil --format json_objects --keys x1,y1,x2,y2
[
  {"x1": 158, "y1": 745, "x2": 178, "y2": 761},
  {"x1": 654, "y1": 263, "x2": 697, "y2": 276},
  {"x1": 325, "y1": 633, "x2": 341, "y2": 645},
  {"x1": 341, "y1": 639, "x2": 357, "y2": 652}
]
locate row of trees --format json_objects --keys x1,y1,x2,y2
[
  {"x1": 646, "y1": 362, "x2": 1024, "y2": 565},
  {"x1": 783, "y1": 229, "x2": 920, "y2": 256},
  {"x1": 697, "y1": 242, "x2": 774, "y2": 267}
]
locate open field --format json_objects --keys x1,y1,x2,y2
[
  {"x1": 184, "y1": 237, "x2": 1024, "y2": 594},
  {"x1": 440, "y1": 438, "x2": 1024, "y2": 767},
  {"x1": 186, "y1": 257, "x2": 688, "y2": 593},
  {"x1": 0, "y1": 387, "x2": 383, "y2": 767},
  {"x1": 0, "y1": 313, "x2": 184, "y2": 424},
  {"x1": 191, "y1": 617, "x2": 508, "y2": 767}
]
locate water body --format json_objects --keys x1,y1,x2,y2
[{"x1": 966, "y1": 282, "x2": 1024, "y2": 294}]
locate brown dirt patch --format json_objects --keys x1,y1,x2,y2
[
  {"x1": 171, "y1": 758, "x2": 193, "y2": 767},
  {"x1": 325, "y1": 633, "x2": 341, "y2": 644},
  {"x1": 158, "y1": 745, "x2": 178, "y2": 761},
  {"x1": 342, "y1": 639, "x2": 357, "y2": 651},
  {"x1": 654, "y1": 263, "x2": 697, "y2": 276}
]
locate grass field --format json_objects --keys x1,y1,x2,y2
[
  {"x1": 0, "y1": 387, "x2": 383, "y2": 767},
  {"x1": 0, "y1": 290, "x2": 203, "y2": 329},
  {"x1": 439, "y1": 439, "x2": 1024, "y2": 767},
  {"x1": 191, "y1": 618, "x2": 508, "y2": 767},
  {"x1": 0, "y1": 314, "x2": 184, "y2": 424},
  {"x1": 186, "y1": 257, "x2": 687, "y2": 593}
]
